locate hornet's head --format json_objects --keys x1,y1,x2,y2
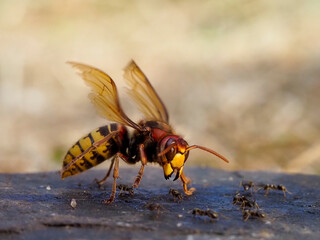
[{"x1": 158, "y1": 135, "x2": 229, "y2": 181}]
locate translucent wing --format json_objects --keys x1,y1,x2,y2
[
  {"x1": 123, "y1": 60, "x2": 169, "y2": 123},
  {"x1": 68, "y1": 62, "x2": 142, "y2": 130}
]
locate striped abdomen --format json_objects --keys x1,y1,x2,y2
[{"x1": 61, "y1": 123, "x2": 127, "y2": 179}]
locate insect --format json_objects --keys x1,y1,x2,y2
[
  {"x1": 240, "y1": 181, "x2": 255, "y2": 192},
  {"x1": 169, "y1": 188, "x2": 183, "y2": 201},
  {"x1": 117, "y1": 184, "x2": 134, "y2": 196},
  {"x1": 60, "y1": 60, "x2": 229, "y2": 204},
  {"x1": 242, "y1": 208, "x2": 266, "y2": 221},
  {"x1": 232, "y1": 192, "x2": 259, "y2": 209},
  {"x1": 191, "y1": 208, "x2": 219, "y2": 219},
  {"x1": 260, "y1": 184, "x2": 291, "y2": 197}
]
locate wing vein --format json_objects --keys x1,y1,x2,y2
[
  {"x1": 68, "y1": 61, "x2": 142, "y2": 131},
  {"x1": 123, "y1": 61, "x2": 169, "y2": 122}
]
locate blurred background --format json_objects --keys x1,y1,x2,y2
[{"x1": 0, "y1": 0, "x2": 319, "y2": 174}]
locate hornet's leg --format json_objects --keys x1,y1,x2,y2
[
  {"x1": 95, "y1": 157, "x2": 115, "y2": 186},
  {"x1": 180, "y1": 171, "x2": 195, "y2": 195},
  {"x1": 132, "y1": 144, "x2": 147, "y2": 189},
  {"x1": 104, "y1": 155, "x2": 120, "y2": 204}
]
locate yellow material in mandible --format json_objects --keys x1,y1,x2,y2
[
  {"x1": 170, "y1": 153, "x2": 185, "y2": 169},
  {"x1": 163, "y1": 162, "x2": 174, "y2": 177}
]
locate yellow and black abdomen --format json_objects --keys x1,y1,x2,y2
[{"x1": 61, "y1": 123, "x2": 126, "y2": 179}]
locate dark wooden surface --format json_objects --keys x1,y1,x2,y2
[{"x1": 0, "y1": 167, "x2": 319, "y2": 240}]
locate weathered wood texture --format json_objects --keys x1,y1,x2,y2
[{"x1": 0, "y1": 167, "x2": 319, "y2": 240}]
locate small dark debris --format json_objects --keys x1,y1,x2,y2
[
  {"x1": 143, "y1": 203, "x2": 165, "y2": 213},
  {"x1": 0, "y1": 228, "x2": 21, "y2": 234}
]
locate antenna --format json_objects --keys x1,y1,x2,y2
[{"x1": 186, "y1": 145, "x2": 229, "y2": 163}]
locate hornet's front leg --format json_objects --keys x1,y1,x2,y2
[
  {"x1": 132, "y1": 144, "x2": 147, "y2": 188},
  {"x1": 180, "y1": 171, "x2": 195, "y2": 195}
]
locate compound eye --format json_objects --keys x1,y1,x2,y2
[
  {"x1": 165, "y1": 139, "x2": 176, "y2": 161},
  {"x1": 166, "y1": 147, "x2": 176, "y2": 161}
]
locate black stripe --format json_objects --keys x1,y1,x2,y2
[
  {"x1": 67, "y1": 151, "x2": 75, "y2": 158},
  {"x1": 63, "y1": 151, "x2": 75, "y2": 167},
  {"x1": 110, "y1": 123, "x2": 118, "y2": 132},
  {"x1": 102, "y1": 145, "x2": 109, "y2": 153},
  {"x1": 90, "y1": 151, "x2": 96, "y2": 160},
  {"x1": 98, "y1": 125, "x2": 110, "y2": 136},
  {"x1": 82, "y1": 157, "x2": 94, "y2": 169},
  {"x1": 72, "y1": 162, "x2": 82, "y2": 173},
  {"x1": 88, "y1": 133, "x2": 95, "y2": 144},
  {"x1": 96, "y1": 153, "x2": 106, "y2": 164},
  {"x1": 91, "y1": 150, "x2": 106, "y2": 164},
  {"x1": 76, "y1": 141, "x2": 84, "y2": 152}
]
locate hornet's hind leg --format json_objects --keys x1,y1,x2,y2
[
  {"x1": 95, "y1": 157, "x2": 115, "y2": 187},
  {"x1": 104, "y1": 155, "x2": 120, "y2": 204}
]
